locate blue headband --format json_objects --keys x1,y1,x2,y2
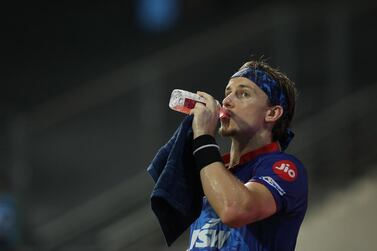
[{"x1": 230, "y1": 67, "x2": 294, "y2": 150}]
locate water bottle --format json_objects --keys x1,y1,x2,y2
[{"x1": 169, "y1": 89, "x2": 229, "y2": 118}]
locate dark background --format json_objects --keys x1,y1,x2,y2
[{"x1": 0, "y1": 1, "x2": 376, "y2": 250}]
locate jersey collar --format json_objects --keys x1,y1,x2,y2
[{"x1": 222, "y1": 142, "x2": 281, "y2": 169}]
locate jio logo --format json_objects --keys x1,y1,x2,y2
[{"x1": 272, "y1": 160, "x2": 298, "y2": 182}]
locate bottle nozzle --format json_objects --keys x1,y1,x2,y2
[{"x1": 219, "y1": 107, "x2": 230, "y2": 119}]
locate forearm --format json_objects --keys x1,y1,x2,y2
[{"x1": 191, "y1": 133, "x2": 260, "y2": 225}]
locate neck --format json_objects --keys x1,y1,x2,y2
[{"x1": 228, "y1": 130, "x2": 272, "y2": 168}]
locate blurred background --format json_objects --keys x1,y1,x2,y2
[{"x1": 1, "y1": 0, "x2": 377, "y2": 250}]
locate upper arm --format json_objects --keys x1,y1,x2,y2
[
  {"x1": 244, "y1": 181, "x2": 277, "y2": 222},
  {"x1": 224, "y1": 157, "x2": 307, "y2": 228},
  {"x1": 221, "y1": 181, "x2": 277, "y2": 228}
]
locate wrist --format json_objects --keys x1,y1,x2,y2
[
  {"x1": 192, "y1": 135, "x2": 223, "y2": 170},
  {"x1": 193, "y1": 131, "x2": 215, "y2": 139}
]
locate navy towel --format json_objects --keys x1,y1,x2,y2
[{"x1": 147, "y1": 115, "x2": 203, "y2": 246}]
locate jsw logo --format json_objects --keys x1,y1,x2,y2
[{"x1": 189, "y1": 218, "x2": 230, "y2": 250}]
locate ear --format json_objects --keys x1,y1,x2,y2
[{"x1": 265, "y1": 105, "x2": 283, "y2": 123}]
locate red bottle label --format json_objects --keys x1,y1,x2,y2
[{"x1": 184, "y1": 98, "x2": 198, "y2": 109}]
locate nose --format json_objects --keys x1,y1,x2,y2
[{"x1": 222, "y1": 93, "x2": 234, "y2": 108}]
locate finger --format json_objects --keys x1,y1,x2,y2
[
  {"x1": 197, "y1": 91, "x2": 217, "y2": 107},
  {"x1": 196, "y1": 91, "x2": 215, "y2": 104},
  {"x1": 197, "y1": 91, "x2": 213, "y2": 101},
  {"x1": 190, "y1": 101, "x2": 205, "y2": 115}
]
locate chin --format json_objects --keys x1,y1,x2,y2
[{"x1": 219, "y1": 126, "x2": 237, "y2": 137}]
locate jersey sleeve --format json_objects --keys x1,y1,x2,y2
[{"x1": 249, "y1": 155, "x2": 308, "y2": 213}]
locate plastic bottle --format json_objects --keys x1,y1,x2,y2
[{"x1": 169, "y1": 89, "x2": 229, "y2": 118}]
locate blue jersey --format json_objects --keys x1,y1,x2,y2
[{"x1": 188, "y1": 142, "x2": 308, "y2": 251}]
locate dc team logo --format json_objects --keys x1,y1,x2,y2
[{"x1": 272, "y1": 160, "x2": 298, "y2": 182}]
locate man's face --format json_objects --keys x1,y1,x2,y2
[{"x1": 219, "y1": 77, "x2": 270, "y2": 139}]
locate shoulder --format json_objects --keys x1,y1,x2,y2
[
  {"x1": 259, "y1": 151, "x2": 304, "y2": 166},
  {"x1": 257, "y1": 152, "x2": 307, "y2": 181},
  {"x1": 252, "y1": 152, "x2": 308, "y2": 213}
]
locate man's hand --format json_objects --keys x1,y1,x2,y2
[{"x1": 189, "y1": 91, "x2": 220, "y2": 139}]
